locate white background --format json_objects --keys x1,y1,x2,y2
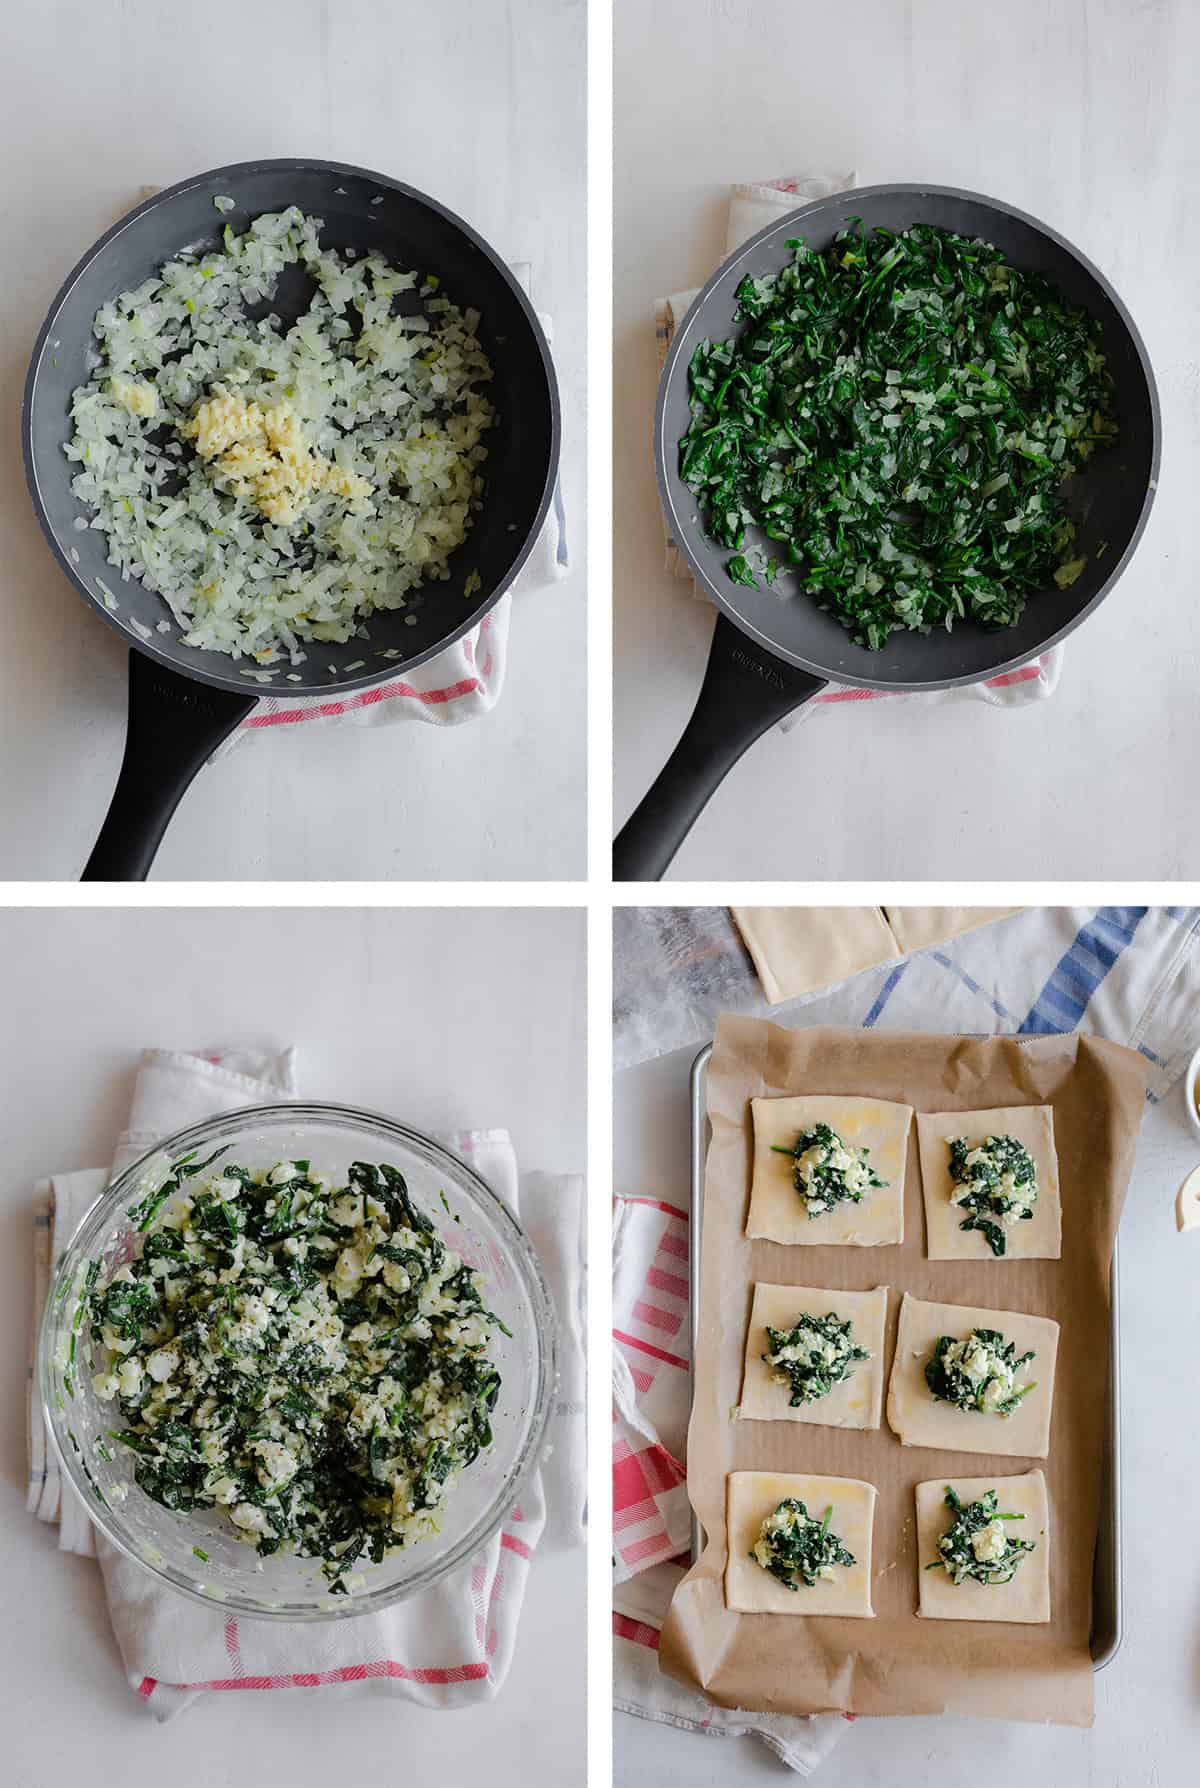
[
  {"x1": 613, "y1": 1039, "x2": 1200, "y2": 1785},
  {"x1": 0, "y1": 905, "x2": 586, "y2": 1786},
  {"x1": 0, "y1": 0, "x2": 586, "y2": 882},
  {"x1": 614, "y1": 0, "x2": 1200, "y2": 880}
]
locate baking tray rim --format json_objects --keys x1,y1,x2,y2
[{"x1": 686, "y1": 1038, "x2": 1122, "y2": 1673}]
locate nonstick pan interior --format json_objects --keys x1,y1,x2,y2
[
  {"x1": 656, "y1": 183, "x2": 1159, "y2": 690},
  {"x1": 25, "y1": 158, "x2": 559, "y2": 698}
]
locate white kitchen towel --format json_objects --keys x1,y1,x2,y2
[
  {"x1": 615, "y1": 905, "x2": 1200, "y2": 1085},
  {"x1": 655, "y1": 175, "x2": 1062, "y2": 725},
  {"x1": 521, "y1": 1171, "x2": 588, "y2": 1550},
  {"x1": 614, "y1": 1565, "x2": 848, "y2": 1778},
  {"x1": 28, "y1": 1047, "x2": 585, "y2": 1718}
]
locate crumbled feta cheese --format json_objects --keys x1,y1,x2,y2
[
  {"x1": 251, "y1": 1439, "x2": 298, "y2": 1492},
  {"x1": 972, "y1": 1519, "x2": 1008, "y2": 1564},
  {"x1": 443, "y1": 1314, "x2": 489, "y2": 1349},
  {"x1": 145, "y1": 1346, "x2": 180, "y2": 1383},
  {"x1": 330, "y1": 1194, "x2": 367, "y2": 1229},
  {"x1": 228, "y1": 1294, "x2": 271, "y2": 1348},
  {"x1": 980, "y1": 1376, "x2": 1010, "y2": 1411},
  {"x1": 117, "y1": 1358, "x2": 143, "y2": 1398},
  {"x1": 333, "y1": 1244, "x2": 369, "y2": 1290},
  {"x1": 230, "y1": 1502, "x2": 270, "y2": 1534}
]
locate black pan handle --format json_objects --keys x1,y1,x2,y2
[
  {"x1": 613, "y1": 613, "x2": 827, "y2": 881},
  {"x1": 82, "y1": 652, "x2": 257, "y2": 882}
]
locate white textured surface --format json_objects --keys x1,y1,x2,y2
[
  {"x1": 0, "y1": 906, "x2": 585, "y2": 1785},
  {"x1": 614, "y1": 0, "x2": 1198, "y2": 880},
  {"x1": 614, "y1": 1045, "x2": 1200, "y2": 1784},
  {"x1": 0, "y1": 0, "x2": 586, "y2": 882}
]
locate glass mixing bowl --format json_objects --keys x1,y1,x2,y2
[{"x1": 39, "y1": 1102, "x2": 556, "y2": 1621}]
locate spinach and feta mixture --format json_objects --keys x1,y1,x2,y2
[
  {"x1": 926, "y1": 1486, "x2": 1036, "y2": 1586},
  {"x1": 85, "y1": 1149, "x2": 506, "y2": 1591},
  {"x1": 924, "y1": 1328, "x2": 1037, "y2": 1417},
  {"x1": 763, "y1": 1311, "x2": 870, "y2": 1406},
  {"x1": 771, "y1": 1122, "x2": 884, "y2": 1218},
  {"x1": 680, "y1": 223, "x2": 1117, "y2": 647},
  {"x1": 752, "y1": 1497, "x2": 856, "y2": 1590},
  {"x1": 948, "y1": 1132, "x2": 1038, "y2": 1256}
]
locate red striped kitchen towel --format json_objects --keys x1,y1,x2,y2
[
  {"x1": 29, "y1": 1047, "x2": 585, "y2": 1719},
  {"x1": 612, "y1": 1195, "x2": 691, "y2": 1583},
  {"x1": 611, "y1": 1189, "x2": 848, "y2": 1775},
  {"x1": 655, "y1": 175, "x2": 1062, "y2": 720}
]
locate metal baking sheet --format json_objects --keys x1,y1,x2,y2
[{"x1": 687, "y1": 1040, "x2": 1122, "y2": 1671}]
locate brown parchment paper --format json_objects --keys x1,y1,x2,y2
[{"x1": 658, "y1": 1018, "x2": 1148, "y2": 1727}]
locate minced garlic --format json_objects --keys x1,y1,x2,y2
[{"x1": 183, "y1": 385, "x2": 373, "y2": 526}]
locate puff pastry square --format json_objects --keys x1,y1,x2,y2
[
  {"x1": 725, "y1": 1470, "x2": 877, "y2": 1617},
  {"x1": 916, "y1": 1471, "x2": 1051, "y2": 1623},
  {"x1": 748, "y1": 1095, "x2": 913, "y2": 1246},
  {"x1": 737, "y1": 1282, "x2": 888, "y2": 1429},
  {"x1": 887, "y1": 1291, "x2": 1059, "y2": 1457},
  {"x1": 916, "y1": 1104, "x2": 1062, "y2": 1261}
]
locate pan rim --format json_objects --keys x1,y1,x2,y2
[
  {"x1": 654, "y1": 180, "x2": 1161, "y2": 693},
  {"x1": 22, "y1": 156, "x2": 561, "y2": 699}
]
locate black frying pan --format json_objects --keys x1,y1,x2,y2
[
  {"x1": 24, "y1": 158, "x2": 560, "y2": 881},
  {"x1": 613, "y1": 183, "x2": 1160, "y2": 881}
]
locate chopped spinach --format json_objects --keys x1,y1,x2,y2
[
  {"x1": 924, "y1": 1328, "x2": 1036, "y2": 1417},
  {"x1": 94, "y1": 1274, "x2": 162, "y2": 1343},
  {"x1": 85, "y1": 1156, "x2": 505, "y2": 1593},
  {"x1": 771, "y1": 1121, "x2": 884, "y2": 1218},
  {"x1": 948, "y1": 1132, "x2": 1038, "y2": 1256},
  {"x1": 926, "y1": 1486, "x2": 1035, "y2": 1586},
  {"x1": 752, "y1": 1498, "x2": 855, "y2": 1590},
  {"x1": 127, "y1": 1146, "x2": 231, "y2": 1231},
  {"x1": 763, "y1": 1311, "x2": 869, "y2": 1406},
  {"x1": 680, "y1": 223, "x2": 1117, "y2": 647}
]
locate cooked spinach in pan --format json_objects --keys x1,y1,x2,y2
[{"x1": 680, "y1": 223, "x2": 1117, "y2": 647}]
